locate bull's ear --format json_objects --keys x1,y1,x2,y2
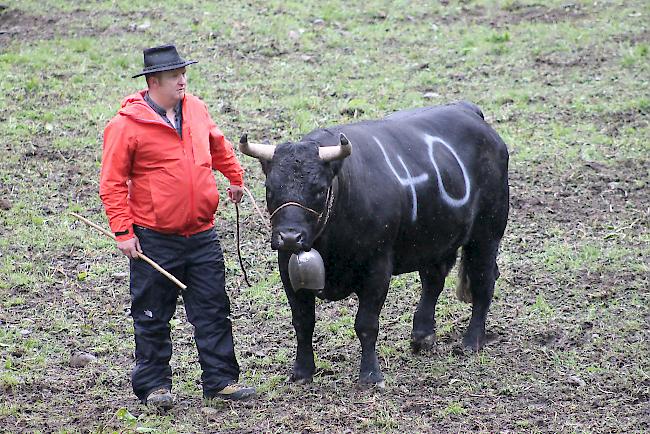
[{"x1": 260, "y1": 159, "x2": 272, "y2": 176}]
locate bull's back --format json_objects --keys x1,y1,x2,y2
[{"x1": 310, "y1": 102, "x2": 508, "y2": 273}]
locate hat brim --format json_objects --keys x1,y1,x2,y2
[{"x1": 132, "y1": 60, "x2": 198, "y2": 78}]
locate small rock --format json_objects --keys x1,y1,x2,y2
[
  {"x1": 423, "y1": 92, "x2": 439, "y2": 99},
  {"x1": 201, "y1": 406, "x2": 220, "y2": 416},
  {"x1": 312, "y1": 18, "x2": 325, "y2": 26},
  {"x1": 137, "y1": 21, "x2": 151, "y2": 30},
  {"x1": 340, "y1": 107, "x2": 365, "y2": 116},
  {"x1": 300, "y1": 54, "x2": 313, "y2": 62},
  {"x1": 219, "y1": 103, "x2": 234, "y2": 114},
  {"x1": 0, "y1": 198, "x2": 11, "y2": 210},
  {"x1": 70, "y1": 352, "x2": 97, "y2": 368},
  {"x1": 288, "y1": 30, "x2": 300, "y2": 40},
  {"x1": 19, "y1": 329, "x2": 30, "y2": 336},
  {"x1": 112, "y1": 272, "x2": 128, "y2": 279}
]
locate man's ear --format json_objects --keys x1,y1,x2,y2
[{"x1": 146, "y1": 73, "x2": 160, "y2": 88}]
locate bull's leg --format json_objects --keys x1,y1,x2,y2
[
  {"x1": 355, "y1": 260, "x2": 391, "y2": 387},
  {"x1": 279, "y1": 253, "x2": 316, "y2": 384},
  {"x1": 410, "y1": 265, "x2": 448, "y2": 353},
  {"x1": 461, "y1": 239, "x2": 500, "y2": 351}
]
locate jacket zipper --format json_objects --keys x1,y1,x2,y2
[{"x1": 184, "y1": 134, "x2": 194, "y2": 237}]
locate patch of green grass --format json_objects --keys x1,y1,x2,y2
[
  {"x1": 3, "y1": 296, "x2": 26, "y2": 307},
  {"x1": 622, "y1": 43, "x2": 649, "y2": 67},
  {"x1": 529, "y1": 293, "x2": 554, "y2": 317},
  {"x1": 443, "y1": 401, "x2": 467, "y2": 416}
]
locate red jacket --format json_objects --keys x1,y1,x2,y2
[{"x1": 100, "y1": 91, "x2": 244, "y2": 241}]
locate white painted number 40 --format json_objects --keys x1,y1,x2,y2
[{"x1": 373, "y1": 134, "x2": 471, "y2": 222}]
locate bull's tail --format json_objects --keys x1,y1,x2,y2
[{"x1": 455, "y1": 248, "x2": 473, "y2": 303}]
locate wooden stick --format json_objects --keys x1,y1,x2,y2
[{"x1": 70, "y1": 212, "x2": 187, "y2": 290}]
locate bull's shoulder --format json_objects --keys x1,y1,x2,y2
[{"x1": 454, "y1": 101, "x2": 485, "y2": 119}]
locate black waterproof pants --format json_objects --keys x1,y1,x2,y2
[{"x1": 129, "y1": 226, "x2": 239, "y2": 402}]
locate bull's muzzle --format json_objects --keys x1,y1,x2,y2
[
  {"x1": 279, "y1": 230, "x2": 303, "y2": 251},
  {"x1": 274, "y1": 229, "x2": 307, "y2": 253}
]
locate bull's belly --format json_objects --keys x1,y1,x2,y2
[
  {"x1": 390, "y1": 216, "x2": 470, "y2": 274},
  {"x1": 392, "y1": 239, "x2": 462, "y2": 275},
  {"x1": 317, "y1": 231, "x2": 464, "y2": 299}
]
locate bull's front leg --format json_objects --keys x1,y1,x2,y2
[
  {"x1": 355, "y1": 258, "x2": 391, "y2": 388},
  {"x1": 279, "y1": 252, "x2": 316, "y2": 384}
]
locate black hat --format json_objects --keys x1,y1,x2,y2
[{"x1": 132, "y1": 44, "x2": 198, "y2": 78}]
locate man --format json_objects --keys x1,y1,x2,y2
[{"x1": 99, "y1": 44, "x2": 255, "y2": 410}]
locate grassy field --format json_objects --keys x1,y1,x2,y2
[{"x1": 1, "y1": 0, "x2": 648, "y2": 432}]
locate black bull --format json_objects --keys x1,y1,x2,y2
[{"x1": 240, "y1": 101, "x2": 509, "y2": 387}]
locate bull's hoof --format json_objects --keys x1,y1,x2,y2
[
  {"x1": 291, "y1": 374, "x2": 313, "y2": 385},
  {"x1": 410, "y1": 333, "x2": 436, "y2": 353},
  {"x1": 462, "y1": 331, "x2": 486, "y2": 352},
  {"x1": 358, "y1": 371, "x2": 385, "y2": 389},
  {"x1": 358, "y1": 379, "x2": 386, "y2": 391}
]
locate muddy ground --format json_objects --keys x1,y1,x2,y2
[{"x1": 0, "y1": 1, "x2": 648, "y2": 432}]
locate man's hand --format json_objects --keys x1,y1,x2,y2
[
  {"x1": 227, "y1": 185, "x2": 244, "y2": 204},
  {"x1": 117, "y1": 235, "x2": 142, "y2": 259}
]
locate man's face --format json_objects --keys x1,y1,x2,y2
[{"x1": 151, "y1": 67, "x2": 187, "y2": 104}]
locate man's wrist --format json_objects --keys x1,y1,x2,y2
[
  {"x1": 115, "y1": 226, "x2": 134, "y2": 242},
  {"x1": 228, "y1": 178, "x2": 244, "y2": 187}
]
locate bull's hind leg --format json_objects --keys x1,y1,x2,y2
[
  {"x1": 460, "y1": 239, "x2": 501, "y2": 351},
  {"x1": 411, "y1": 256, "x2": 455, "y2": 353}
]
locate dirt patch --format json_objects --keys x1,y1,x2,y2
[
  {"x1": 398, "y1": 2, "x2": 589, "y2": 28},
  {"x1": 550, "y1": 105, "x2": 650, "y2": 137},
  {"x1": 0, "y1": 7, "x2": 161, "y2": 46},
  {"x1": 496, "y1": 2, "x2": 587, "y2": 25},
  {"x1": 510, "y1": 157, "x2": 649, "y2": 233},
  {"x1": 599, "y1": 108, "x2": 650, "y2": 137},
  {"x1": 0, "y1": 8, "x2": 58, "y2": 43},
  {"x1": 612, "y1": 28, "x2": 650, "y2": 44},
  {"x1": 534, "y1": 48, "x2": 608, "y2": 68}
]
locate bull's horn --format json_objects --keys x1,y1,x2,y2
[
  {"x1": 319, "y1": 133, "x2": 353, "y2": 162},
  {"x1": 239, "y1": 134, "x2": 276, "y2": 161}
]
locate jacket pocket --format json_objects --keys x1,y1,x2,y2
[
  {"x1": 128, "y1": 176, "x2": 154, "y2": 220},
  {"x1": 148, "y1": 161, "x2": 190, "y2": 232},
  {"x1": 194, "y1": 165, "x2": 220, "y2": 224},
  {"x1": 191, "y1": 125, "x2": 212, "y2": 167},
  {"x1": 194, "y1": 166, "x2": 219, "y2": 223}
]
